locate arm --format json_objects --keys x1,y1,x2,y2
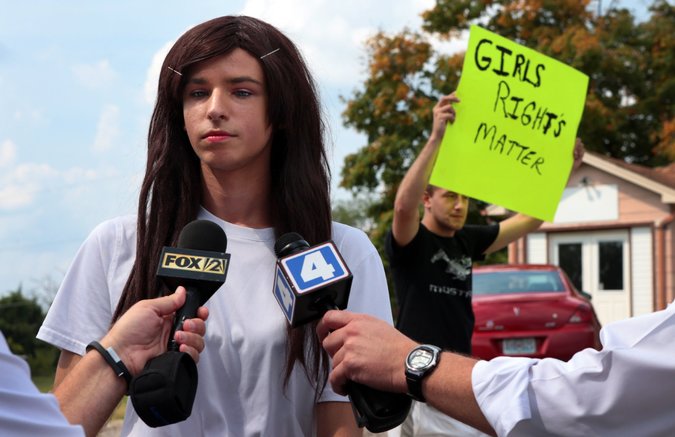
[
  {"x1": 392, "y1": 93, "x2": 460, "y2": 246},
  {"x1": 316, "y1": 402, "x2": 361, "y2": 437},
  {"x1": 484, "y1": 138, "x2": 585, "y2": 255},
  {"x1": 317, "y1": 311, "x2": 495, "y2": 436},
  {"x1": 484, "y1": 213, "x2": 543, "y2": 255},
  {"x1": 53, "y1": 287, "x2": 208, "y2": 437}
]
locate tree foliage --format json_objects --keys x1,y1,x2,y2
[
  {"x1": 341, "y1": 0, "x2": 674, "y2": 250},
  {"x1": 0, "y1": 287, "x2": 59, "y2": 376}
]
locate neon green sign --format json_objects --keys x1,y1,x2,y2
[{"x1": 429, "y1": 25, "x2": 589, "y2": 221}]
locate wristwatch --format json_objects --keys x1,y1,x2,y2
[{"x1": 405, "y1": 344, "x2": 441, "y2": 402}]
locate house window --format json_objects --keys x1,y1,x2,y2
[
  {"x1": 599, "y1": 240, "x2": 623, "y2": 290},
  {"x1": 558, "y1": 243, "x2": 582, "y2": 291}
]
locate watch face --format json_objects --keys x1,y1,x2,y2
[{"x1": 407, "y1": 349, "x2": 434, "y2": 370}]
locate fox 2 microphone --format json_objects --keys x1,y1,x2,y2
[
  {"x1": 273, "y1": 232, "x2": 411, "y2": 433},
  {"x1": 130, "y1": 219, "x2": 230, "y2": 428}
]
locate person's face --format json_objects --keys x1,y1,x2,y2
[
  {"x1": 182, "y1": 48, "x2": 272, "y2": 177},
  {"x1": 423, "y1": 188, "x2": 469, "y2": 234}
]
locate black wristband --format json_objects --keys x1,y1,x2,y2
[{"x1": 86, "y1": 340, "x2": 133, "y2": 391}]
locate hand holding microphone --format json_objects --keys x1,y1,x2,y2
[
  {"x1": 130, "y1": 219, "x2": 230, "y2": 427},
  {"x1": 158, "y1": 220, "x2": 229, "y2": 352},
  {"x1": 273, "y1": 232, "x2": 411, "y2": 433}
]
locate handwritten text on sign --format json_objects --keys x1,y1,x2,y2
[{"x1": 429, "y1": 25, "x2": 588, "y2": 221}]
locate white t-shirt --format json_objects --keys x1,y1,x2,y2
[
  {"x1": 0, "y1": 332, "x2": 84, "y2": 437},
  {"x1": 38, "y1": 207, "x2": 394, "y2": 436},
  {"x1": 473, "y1": 301, "x2": 675, "y2": 437}
]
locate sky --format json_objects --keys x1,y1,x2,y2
[{"x1": 0, "y1": 0, "x2": 652, "y2": 298}]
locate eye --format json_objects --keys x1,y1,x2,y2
[
  {"x1": 188, "y1": 90, "x2": 209, "y2": 98},
  {"x1": 233, "y1": 89, "x2": 253, "y2": 98}
]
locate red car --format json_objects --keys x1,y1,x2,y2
[{"x1": 471, "y1": 264, "x2": 601, "y2": 361}]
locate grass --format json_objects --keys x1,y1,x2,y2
[{"x1": 33, "y1": 374, "x2": 55, "y2": 392}]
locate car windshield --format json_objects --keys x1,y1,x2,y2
[{"x1": 473, "y1": 270, "x2": 565, "y2": 295}]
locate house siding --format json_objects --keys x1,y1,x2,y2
[{"x1": 631, "y1": 226, "x2": 653, "y2": 316}]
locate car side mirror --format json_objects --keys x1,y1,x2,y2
[{"x1": 579, "y1": 290, "x2": 592, "y2": 301}]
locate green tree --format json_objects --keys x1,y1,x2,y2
[
  {"x1": 0, "y1": 287, "x2": 59, "y2": 376},
  {"x1": 332, "y1": 195, "x2": 377, "y2": 234},
  {"x1": 341, "y1": 0, "x2": 674, "y2": 253}
]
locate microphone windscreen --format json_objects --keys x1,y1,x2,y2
[
  {"x1": 178, "y1": 220, "x2": 227, "y2": 252},
  {"x1": 274, "y1": 232, "x2": 310, "y2": 257}
]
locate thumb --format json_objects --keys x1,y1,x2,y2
[{"x1": 152, "y1": 286, "x2": 187, "y2": 317}]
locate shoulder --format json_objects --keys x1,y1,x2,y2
[
  {"x1": 68, "y1": 215, "x2": 137, "y2": 275},
  {"x1": 86, "y1": 215, "x2": 137, "y2": 247},
  {"x1": 331, "y1": 222, "x2": 378, "y2": 260},
  {"x1": 331, "y1": 222, "x2": 373, "y2": 248}
]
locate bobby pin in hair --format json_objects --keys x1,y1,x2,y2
[
  {"x1": 260, "y1": 48, "x2": 280, "y2": 60},
  {"x1": 167, "y1": 66, "x2": 183, "y2": 76}
]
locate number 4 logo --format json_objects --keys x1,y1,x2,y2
[
  {"x1": 283, "y1": 242, "x2": 349, "y2": 293},
  {"x1": 300, "y1": 251, "x2": 335, "y2": 282}
]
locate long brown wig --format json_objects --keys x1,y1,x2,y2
[{"x1": 112, "y1": 15, "x2": 332, "y2": 393}]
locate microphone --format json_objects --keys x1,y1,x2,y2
[
  {"x1": 157, "y1": 219, "x2": 230, "y2": 350},
  {"x1": 130, "y1": 219, "x2": 230, "y2": 427},
  {"x1": 272, "y1": 232, "x2": 411, "y2": 433},
  {"x1": 273, "y1": 232, "x2": 352, "y2": 326}
]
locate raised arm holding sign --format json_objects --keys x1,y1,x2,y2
[{"x1": 385, "y1": 25, "x2": 585, "y2": 437}]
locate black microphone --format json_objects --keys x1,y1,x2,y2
[
  {"x1": 130, "y1": 219, "x2": 230, "y2": 427},
  {"x1": 157, "y1": 219, "x2": 230, "y2": 350},
  {"x1": 272, "y1": 232, "x2": 411, "y2": 433}
]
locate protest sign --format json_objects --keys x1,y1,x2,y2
[{"x1": 429, "y1": 25, "x2": 588, "y2": 221}]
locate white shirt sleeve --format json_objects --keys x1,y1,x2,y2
[
  {"x1": 37, "y1": 217, "x2": 135, "y2": 355},
  {"x1": 0, "y1": 332, "x2": 84, "y2": 437},
  {"x1": 472, "y1": 302, "x2": 675, "y2": 437}
]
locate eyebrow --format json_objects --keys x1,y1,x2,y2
[{"x1": 187, "y1": 76, "x2": 264, "y2": 86}]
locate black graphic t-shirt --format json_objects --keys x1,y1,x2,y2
[{"x1": 386, "y1": 223, "x2": 499, "y2": 353}]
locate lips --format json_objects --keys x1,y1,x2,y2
[{"x1": 202, "y1": 130, "x2": 234, "y2": 142}]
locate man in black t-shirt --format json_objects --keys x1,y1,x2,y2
[{"x1": 388, "y1": 92, "x2": 585, "y2": 436}]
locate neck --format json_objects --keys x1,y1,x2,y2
[
  {"x1": 200, "y1": 167, "x2": 272, "y2": 228},
  {"x1": 422, "y1": 214, "x2": 457, "y2": 238}
]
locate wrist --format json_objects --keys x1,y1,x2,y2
[
  {"x1": 99, "y1": 334, "x2": 137, "y2": 374},
  {"x1": 86, "y1": 340, "x2": 133, "y2": 393},
  {"x1": 426, "y1": 134, "x2": 443, "y2": 149}
]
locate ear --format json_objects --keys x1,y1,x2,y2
[{"x1": 422, "y1": 191, "x2": 432, "y2": 209}]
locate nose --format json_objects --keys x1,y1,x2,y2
[{"x1": 207, "y1": 90, "x2": 228, "y2": 121}]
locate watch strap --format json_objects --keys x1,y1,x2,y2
[
  {"x1": 86, "y1": 340, "x2": 132, "y2": 391},
  {"x1": 406, "y1": 372, "x2": 426, "y2": 402}
]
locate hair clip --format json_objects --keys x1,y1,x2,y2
[
  {"x1": 167, "y1": 66, "x2": 183, "y2": 76},
  {"x1": 260, "y1": 48, "x2": 280, "y2": 60}
]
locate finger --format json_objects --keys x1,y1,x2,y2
[
  {"x1": 328, "y1": 362, "x2": 349, "y2": 396},
  {"x1": 182, "y1": 318, "x2": 206, "y2": 336},
  {"x1": 435, "y1": 104, "x2": 456, "y2": 116},
  {"x1": 179, "y1": 344, "x2": 201, "y2": 364},
  {"x1": 196, "y1": 306, "x2": 209, "y2": 322},
  {"x1": 316, "y1": 310, "x2": 350, "y2": 341},
  {"x1": 175, "y1": 330, "x2": 205, "y2": 354},
  {"x1": 321, "y1": 326, "x2": 346, "y2": 358},
  {"x1": 439, "y1": 92, "x2": 460, "y2": 105}
]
